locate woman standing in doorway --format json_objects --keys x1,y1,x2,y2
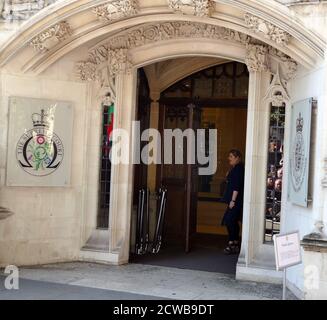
[{"x1": 221, "y1": 149, "x2": 245, "y2": 255}]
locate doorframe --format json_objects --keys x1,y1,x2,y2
[{"x1": 87, "y1": 38, "x2": 295, "y2": 284}]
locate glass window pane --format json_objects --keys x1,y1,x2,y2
[{"x1": 264, "y1": 104, "x2": 285, "y2": 243}]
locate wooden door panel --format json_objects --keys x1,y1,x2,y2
[{"x1": 157, "y1": 103, "x2": 200, "y2": 251}]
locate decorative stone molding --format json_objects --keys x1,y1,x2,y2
[
  {"x1": 107, "y1": 48, "x2": 132, "y2": 76},
  {"x1": 1, "y1": 0, "x2": 57, "y2": 20},
  {"x1": 322, "y1": 158, "x2": 327, "y2": 188},
  {"x1": 98, "y1": 67, "x2": 117, "y2": 105},
  {"x1": 244, "y1": 13, "x2": 291, "y2": 47},
  {"x1": 268, "y1": 47, "x2": 298, "y2": 80},
  {"x1": 76, "y1": 20, "x2": 298, "y2": 89},
  {"x1": 264, "y1": 67, "x2": 290, "y2": 106},
  {"x1": 77, "y1": 21, "x2": 251, "y2": 81},
  {"x1": 245, "y1": 43, "x2": 269, "y2": 73},
  {"x1": 92, "y1": 0, "x2": 138, "y2": 22},
  {"x1": 29, "y1": 21, "x2": 72, "y2": 53},
  {"x1": 77, "y1": 47, "x2": 131, "y2": 81},
  {"x1": 76, "y1": 61, "x2": 98, "y2": 81},
  {"x1": 167, "y1": 0, "x2": 214, "y2": 17},
  {"x1": 302, "y1": 221, "x2": 327, "y2": 253}
]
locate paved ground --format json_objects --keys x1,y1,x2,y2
[
  {"x1": 0, "y1": 262, "x2": 297, "y2": 300},
  {"x1": 0, "y1": 276, "x2": 162, "y2": 300}
]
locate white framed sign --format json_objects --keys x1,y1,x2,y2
[
  {"x1": 273, "y1": 231, "x2": 302, "y2": 271},
  {"x1": 288, "y1": 98, "x2": 314, "y2": 207},
  {"x1": 6, "y1": 96, "x2": 73, "y2": 187}
]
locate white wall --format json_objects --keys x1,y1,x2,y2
[
  {"x1": 283, "y1": 63, "x2": 327, "y2": 296},
  {"x1": 0, "y1": 51, "x2": 90, "y2": 266}
]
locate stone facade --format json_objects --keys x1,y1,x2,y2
[
  {"x1": 0, "y1": 0, "x2": 57, "y2": 20},
  {"x1": 0, "y1": 0, "x2": 327, "y2": 300}
]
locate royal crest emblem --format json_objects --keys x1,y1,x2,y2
[
  {"x1": 290, "y1": 112, "x2": 306, "y2": 192},
  {"x1": 16, "y1": 105, "x2": 64, "y2": 176}
]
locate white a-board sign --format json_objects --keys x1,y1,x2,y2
[
  {"x1": 273, "y1": 231, "x2": 302, "y2": 271},
  {"x1": 273, "y1": 231, "x2": 302, "y2": 299}
]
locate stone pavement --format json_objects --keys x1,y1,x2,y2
[
  {"x1": 0, "y1": 262, "x2": 297, "y2": 300},
  {"x1": 0, "y1": 276, "x2": 162, "y2": 300}
]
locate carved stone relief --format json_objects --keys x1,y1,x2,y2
[
  {"x1": 29, "y1": 21, "x2": 72, "y2": 52},
  {"x1": 245, "y1": 43, "x2": 269, "y2": 73},
  {"x1": 268, "y1": 47, "x2": 298, "y2": 80},
  {"x1": 167, "y1": 0, "x2": 214, "y2": 17},
  {"x1": 264, "y1": 67, "x2": 290, "y2": 106},
  {"x1": 77, "y1": 21, "x2": 251, "y2": 80},
  {"x1": 244, "y1": 13, "x2": 291, "y2": 47},
  {"x1": 93, "y1": 0, "x2": 138, "y2": 22}
]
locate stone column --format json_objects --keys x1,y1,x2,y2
[
  {"x1": 108, "y1": 52, "x2": 137, "y2": 264},
  {"x1": 237, "y1": 44, "x2": 274, "y2": 281}
]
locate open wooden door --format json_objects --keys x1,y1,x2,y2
[
  {"x1": 157, "y1": 102, "x2": 201, "y2": 253},
  {"x1": 185, "y1": 104, "x2": 201, "y2": 253}
]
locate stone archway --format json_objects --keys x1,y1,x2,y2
[{"x1": 79, "y1": 36, "x2": 291, "y2": 281}]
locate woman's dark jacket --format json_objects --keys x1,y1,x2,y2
[{"x1": 221, "y1": 163, "x2": 245, "y2": 224}]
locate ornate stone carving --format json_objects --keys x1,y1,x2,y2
[
  {"x1": 107, "y1": 48, "x2": 132, "y2": 76},
  {"x1": 1, "y1": 0, "x2": 57, "y2": 20},
  {"x1": 244, "y1": 13, "x2": 291, "y2": 46},
  {"x1": 245, "y1": 43, "x2": 269, "y2": 72},
  {"x1": 264, "y1": 67, "x2": 290, "y2": 106},
  {"x1": 29, "y1": 21, "x2": 72, "y2": 52},
  {"x1": 77, "y1": 48, "x2": 132, "y2": 81},
  {"x1": 168, "y1": 0, "x2": 214, "y2": 17},
  {"x1": 92, "y1": 0, "x2": 138, "y2": 22},
  {"x1": 76, "y1": 61, "x2": 98, "y2": 81},
  {"x1": 77, "y1": 22, "x2": 251, "y2": 80},
  {"x1": 97, "y1": 67, "x2": 116, "y2": 105},
  {"x1": 268, "y1": 47, "x2": 298, "y2": 80},
  {"x1": 77, "y1": 21, "x2": 251, "y2": 80}
]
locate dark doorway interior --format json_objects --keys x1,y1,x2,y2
[
  {"x1": 130, "y1": 61, "x2": 248, "y2": 275},
  {"x1": 131, "y1": 234, "x2": 239, "y2": 274}
]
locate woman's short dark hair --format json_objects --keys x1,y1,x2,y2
[{"x1": 229, "y1": 149, "x2": 242, "y2": 159}]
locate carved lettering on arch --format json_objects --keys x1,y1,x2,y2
[{"x1": 76, "y1": 21, "x2": 252, "y2": 81}]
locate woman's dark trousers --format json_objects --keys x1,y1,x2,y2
[{"x1": 224, "y1": 207, "x2": 241, "y2": 242}]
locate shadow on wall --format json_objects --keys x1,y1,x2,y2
[{"x1": 0, "y1": 207, "x2": 14, "y2": 220}]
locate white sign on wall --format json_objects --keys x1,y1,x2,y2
[
  {"x1": 6, "y1": 97, "x2": 73, "y2": 187},
  {"x1": 273, "y1": 231, "x2": 302, "y2": 271},
  {"x1": 288, "y1": 98, "x2": 314, "y2": 207}
]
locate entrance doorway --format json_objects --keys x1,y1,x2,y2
[{"x1": 130, "y1": 60, "x2": 248, "y2": 275}]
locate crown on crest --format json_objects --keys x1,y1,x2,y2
[
  {"x1": 296, "y1": 112, "x2": 303, "y2": 133},
  {"x1": 32, "y1": 106, "x2": 56, "y2": 128}
]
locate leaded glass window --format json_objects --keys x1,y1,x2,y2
[
  {"x1": 97, "y1": 103, "x2": 114, "y2": 229},
  {"x1": 264, "y1": 103, "x2": 285, "y2": 242}
]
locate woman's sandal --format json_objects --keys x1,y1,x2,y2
[
  {"x1": 224, "y1": 242, "x2": 240, "y2": 255},
  {"x1": 224, "y1": 242, "x2": 236, "y2": 255}
]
